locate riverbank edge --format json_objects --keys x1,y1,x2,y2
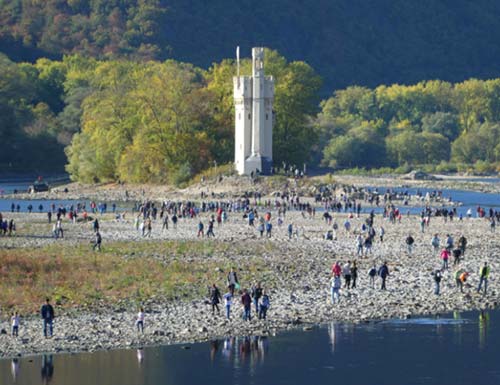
[{"x1": 1, "y1": 295, "x2": 498, "y2": 361}]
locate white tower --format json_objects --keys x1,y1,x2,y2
[{"x1": 234, "y1": 47, "x2": 274, "y2": 175}]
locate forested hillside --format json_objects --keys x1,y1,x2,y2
[
  {"x1": 3, "y1": 0, "x2": 500, "y2": 90},
  {"x1": 1, "y1": 1, "x2": 500, "y2": 177}
]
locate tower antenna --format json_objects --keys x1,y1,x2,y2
[{"x1": 236, "y1": 46, "x2": 240, "y2": 78}]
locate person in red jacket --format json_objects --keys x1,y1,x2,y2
[{"x1": 331, "y1": 261, "x2": 341, "y2": 277}]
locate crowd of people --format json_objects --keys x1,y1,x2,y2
[{"x1": 1, "y1": 185, "x2": 498, "y2": 341}]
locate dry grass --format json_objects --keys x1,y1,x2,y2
[{"x1": 0, "y1": 239, "x2": 270, "y2": 315}]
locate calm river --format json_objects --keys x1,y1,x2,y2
[{"x1": 1, "y1": 310, "x2": 498, "y2": 385}]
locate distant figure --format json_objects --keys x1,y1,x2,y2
[
  {"x1": 11, "y1": 311, "x2": 20, "y2": 336},
  {"x1": 251, "y1": 282, "x2": 263, "y2": 313},
  {"x1": 241, "y1": 290, "x2": 252, "y2": 321},
  {"x1": 433, "y1": 270, "x2": 442, "y2": 295},
  {"x1": 405, "y1": 234, "x2": 415, "y2": 255},
  {"x1": 259, "y1": 291, "x2": 270, "y2": 319},
  {"x1": 330, "y1": 275, "x2": 341, "y2": 304},
  {"x1": 431, "y1": 234, "x2": 440, "y2": 253},
  {"x1": 227, "y1": 268, "x2": 239, "y2": 295},
  {"x1": 41, "y1": 298, "x2": 54, "y2": 337},
  {"x1": 197, "y1": 221, "x2": 204, "y2": 237},
  {"x1": 223, "y1": 290, "x2": 233, "y2": 319},
  {"x1": 440, "y1": 248, "x2": 450, "y2": 270},
  {"x1": 477, "y1": 262, "x2": 490, "y2": 294},
  {"x1": 455, "y1": 270, "x2": 469, "y2": 293},
  {"x1": 331, "y1": 261, "x2": 341, "y2": 277},
  {"x1": 351, "y1": 261, "x2": 358, "y2": 289},
  {"x1": 136, "y1": 307, "x2": 145, "y2": 333},
  {"x1": 378, "y1": 262, "x2": 390, "y2": 290},
  {"x1": 210, "y1": 284, "x2": 222, "y2": 315},
  {"x1": 369, "y1": 265, "x2": 377, "y2": 288},
  {"x1": 458, "y1": 235, "x2": 467, "y2": 256},
  {"x1": 93, "y1": 232, "x2": 102, "y2": 251}
]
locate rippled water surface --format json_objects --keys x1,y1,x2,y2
[{"x1": 1, "y1": 310, "x2": 499, "y2": 385}]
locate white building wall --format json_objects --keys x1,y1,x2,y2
[
  {"x1": 233, "y1": 76, "x2": 252, "y2": 175},
  {"x1": 233, "y1": 47, "x2": 274, "y2": 175}
]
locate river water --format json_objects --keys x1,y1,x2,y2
[{"x1": 0, "y1": 310, "x2": 498, "y2": 385}]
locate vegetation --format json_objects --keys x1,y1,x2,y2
[
  {"x1": 316, "y1": 81, "x2": 500, "y2": 172},
  {"x1": 0, "y1": 239, "x2": 271, "y2": 314},
  {"x1": 3, "y1": 1, "x2": 500, "y2": 92},
  {"x1": 2, "y1": 1, "x2": 500, "y2": 176}
]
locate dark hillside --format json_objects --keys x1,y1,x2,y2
[{"x1": 2, "y1": 0, "x2": 500, "y2": 90}]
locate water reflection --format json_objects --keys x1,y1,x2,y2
[
  {"x1": 212, "y1": 336, "x2": 269, "y2": 369},
  {"x1": 479, "y1": 311, "x2": 490, "y2": 350},
  {"x1": 2, "y1": 310, "x2": 500, "y2": 385},
  {"x1": 137, "y1": 349, "x2": 144, "y2": 365},
  {"x1": 11, "y1": 359, "x2": 19, "y2": 383},
  {"x1": 41, "y1": 355, "x2": 54, "y2": 385},
  {"x1": 328, "y1": 322, "x2": 338, "y2": 353}
]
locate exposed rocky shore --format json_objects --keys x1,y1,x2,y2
[{"x1": 1, "y1": 201, "x2": 498, "y2": 359}]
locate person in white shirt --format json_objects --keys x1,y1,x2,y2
[
  {"x1": 330, "y1": 275, "x2": 341, "y2": 304},
  {"x1": 11, "y1": 312, "x2": 19, "y2": 336},
  {"x1": 136, "y1": 307, "x2": 145, "y2": 333},
  {"x1": 223, "y1": 291, "x2": 233, "y2": 319}
]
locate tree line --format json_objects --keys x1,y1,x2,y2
[
  {"x1": 1, "y1": 49, "x2": 499, "y2": 181},
  {"x1": 316, "y1": 80, "x2": 500, "y2": 173}
]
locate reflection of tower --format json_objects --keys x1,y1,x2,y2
[{"x1": 234, "y1": 47, "x2": 274, "y2": 175}]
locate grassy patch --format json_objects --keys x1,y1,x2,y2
[{"x1": 0, "y1": 239, "x2": 275, "y2": 315}]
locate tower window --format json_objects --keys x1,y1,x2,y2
[
  {"x1": 248, "y1": 113, "x2": 251, "y2": 120},
  {"x1": 238, "y1": 113, "x2": 241, "y2": 120},
  {"x1": 266, "y1": 114, "x2": 268, "y2": 120}
]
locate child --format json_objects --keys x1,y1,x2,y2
[
  {"x1": 136, "y1": 307, "x2": 145, "y2": 333},
  {"x1": 223, "y1": 290, "x2": 233, "y2": 320},
  {"x1": 11, "y1": 312, "x2": 19, "y2": 337},
  {"x1": 259, "y1": 291, "x2": 270, "y2": 319}
]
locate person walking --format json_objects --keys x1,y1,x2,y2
[
  {"x1": 223, "y1": 290, "x2": 233, "y2": 320},
  {"x1": 11, "y1": 312, "x2": 20, "y2": 337},
  {"x1": 227, "y1": 268, "x2": 239, "y2": 295},
  {"x1": 162, "y1": 214, "x2": 169, "y2": 231},
  {"x1": 431, "y1": 234, "x2": 440, "y2": 253},
  {"x1": 241, "y1": 289, "x2": 252, "y2": 321},
  {"x1": 477, "y1": 262, "x2": 490, "y2": 294},
  {"x1": 251, "y1": 282, "x2": 263, "y2": 313},
  {"x1": 433, "y1": 269, "x2": 442, "y2": 295},
  {"x1": 378, "y1": 262, "x2": 390, "y2": 290},
  {"x1": 342, "y1": 261, "x2": 352, "y2": 289},
  {"x1": 406, "y1": 234, "x2": 415, "y2": 255},
  {"x1": 41, "y1": 298, "x2": 55, "y2": 337},
  {"x1": 206, "y1": 219, "x2": 215, "y2": 238},
  {"x1": 356, "y1": 235, "x2": 363, "y2": 256},
  {"x1": 351, "y1": 261, "x2": 358, "y2": 289},
  {"x1": 330, "y1": 274, "x2": 341, "y2": 304},
  {"x1": 93, "y1": 231, "x2": 102, "y2": 251},
  {"x1": 136, "y1": 307, "x2": 145, "y2": 333},
  {"x1": 369, "y1": 265, "x2": 377, "y2": 288},
  {"x1": 458, "y1": 235, "x2": 467, "y2": 256},
  {"x1": 259, "y1": 291, "x2": 270, "y2": 320},
  {"x1": 379, "y1": 226, "x2": 385, "y2": 242},
  {"x1": 331, "y1": 261, "x2": 341, "y2": 277},
  {"x1": 210, "y1": 284, "x2": 222, "y2": 315},
  {"x1": 440, "y1": 248, "x2": 450, "y2": 270},
  {"x1": 197, "y1": 221, "x2": 204, "y2": 237}
]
